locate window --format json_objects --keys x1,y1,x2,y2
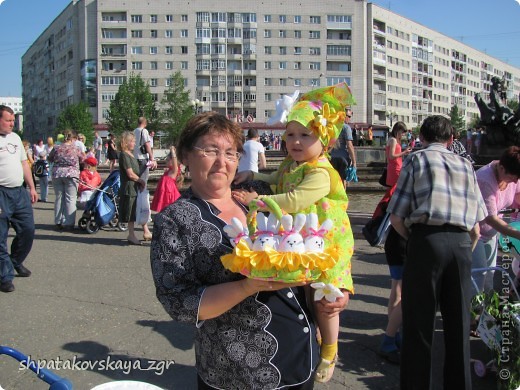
[
  {"x1": 294, "y1": 47, "x2": 302, "y2": 55},
  {"x1": 181, "y1": 61, "x2": 188, "y2": 69},
  {"x1": 310, "y1": 16, "x2": 321, "y2": 24},
  {"x1": 150, "y1": 46, "x2": 158, "y2": 55},
  {"x1": 150, "y1": 15, "x2": 157, "y2": 23},
  {"x1": 165, "y1": 30, "x2": 173, "y2": 38},
  {"x1": 165, "y1": 46, "x2": 173, "y2": 54},
  {"x1": 181, "y1": 46, "x2": 188, "y2": 54},
  {"x1": 279, "y1": 30, "x2": 286, "y2": 38},
  {"x1": 150, "y1": 61, "x2": 158, "y2": 70},
  {"x1": 293, "y1": 78, "x2": 302, "y2": 86},
  {"x1": 264, "y1": 46, "x2": 272, "y2": 55},
  {"x1": 294, "y1": 62, "x2": 301, "y2": 70},
  {"x1": 279, "y1": 47, "x2": 287, "y2": 55},
  {"x1": 264, "y1": 30, "x2": 272, "y2": 38},
  {"x1": 131, "y1": 46, "x2": 142, "y2": 54},
  {"x1": 279, "y1": 15, "x2": 286, "y2": 23},
  {"x1": 264, "y1": 78, "x2": 272, "y2": 86},
  {"x1": 181, "y1": 29, "x2": 188, "y2": 37},
  {"x1": 309, "y1": 47, "x2": 321, "y2": 55},
  {"x1": 181, "y1": 15, "x2": 188, "y2": 22},
  {"x1": 166, "y1": 78, "x2": 171, "y2": 87},
  {"x1": 279, "y1": 78, "x2": 286, "y2": 86},
  {"x1": 265, "y1": 93, "x2": 272, "y2": 101},
  {"x1": 131, "y1": 15, "x2": 142, "y2": 23},
  {"x1": 131, "y1": 30, "x2": 142, "y2": 38},
  {"x1": 150, "y1": 78, "x2": 157, "y2": 87},
  {"x1": 309, "y1": 62, "x2": 321, "y2": 70},
  {"x1": 264, "y1": 61, "x2": 272, "y2": 70},
  {"x1": 165, "y1": 61, "x2": 173, "y2": 69},
  {"x1": 279, "y1": 61, "x2": 287, "y2": 69},
  {"x1": 150, "y1": 30, "x2": 158, "y2": 38},
  {"x1": 294, "y1": 15, "x2": 301, "y2": 23},
  {"x1": 264, "y1": 15, "x2": 272, "y2": 23},
  {"x1": 151, "y1": 94, "x2": 158, "y2": 102},
  {"x1": 294, "y1": 30, "x2": 302, "y2": 39},
  {"x1": 197, "y1": 28, "x2": 211, "y2": 38},
  {"x1": 309, "y1": 31, "x2": 320, "y2": 39},
  {"x1": 101, "y1": 76, "x2": 125, "y2": 85},
  {"x1": 101, "y1": 92, "x2": 116, "y2": 101},
  {"x1": 131, "y1": 62, "x2": 142, "y2": 70},
  {"x1": 166, "y1": 14, "x2": 173, "y2": 22}
]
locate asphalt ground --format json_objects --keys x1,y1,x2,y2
[{"x1": 0, "y1": 189, "x2": 499, "y2": 390}]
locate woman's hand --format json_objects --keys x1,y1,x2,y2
[
  {"x1": 314, "y1": 291, "x2": 350, "y2": 319},
  {"x1": 233, "y1": 170, "x2": 253, "y2": 185},
  {"x1": 232, "y1": 189, "x2": 258, "y2": 206}
]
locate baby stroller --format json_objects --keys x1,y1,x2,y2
[{"x1": 77, "y1": 170, "x2": 128, "y2": 234}]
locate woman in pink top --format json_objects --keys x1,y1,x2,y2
[
  {"x1": 385, "y1": 122, "x2": 412, "y2": 187},
  {"x1": 472, "y1": 146, "x2": 520, "y2": 293}
]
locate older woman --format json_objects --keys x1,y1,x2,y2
[
  {"x1": 118, "y1": 131, "x2": 148, "y2": 245},
  {"x1": 151, "y1": 112, "x2": 325, "y2": 389},
  {"x1": 48, "y1": 130, "x2": 85, "y2": 230},
  {"x1": 472, "y1": 146, "x2": 520, "y2": 293}
]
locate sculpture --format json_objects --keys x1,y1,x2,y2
[{"x1": 474, "y1": 76, "x2": 520, "y2": 146}]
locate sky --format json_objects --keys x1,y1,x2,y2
[{"x1": 0, "y1": 0, "x2": 519, "y2": 97}]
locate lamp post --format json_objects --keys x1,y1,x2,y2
[
  {"x1": 387, "y1": 111, "x2": 398, "y2": 128},
  {"x1": 190, "y1": 99, "x2": 204, "y2": 114}
]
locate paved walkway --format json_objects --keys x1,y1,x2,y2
[{"x1": 0, "y1": 193, "x2": 497, "y2": 389}]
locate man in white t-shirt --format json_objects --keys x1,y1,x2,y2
[
  {"x1": 133, "y1": 117, "x2": 157, "y2": 176},
  {"x1": 238, "y1": 128, "x2": 267, "y2": 173},
  {"x1": 0, "y1": 105, "x2": 38, "y2": 293}
]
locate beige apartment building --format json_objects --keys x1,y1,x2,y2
[{"x1": 21, "y1": 0, "x2": 520, "y2": 140}]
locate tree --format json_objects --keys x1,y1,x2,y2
[
  {"x1": 449, "y1": 104, "x2": 466, "y2": 134},
  {"x1": 507, "y1": 99, "x2": 519, "y2": 113},
  {"x1": 106, "y1": 73, "x2": 158, "y2": 136},
  {"x1": 56, "y1": 101, "x2": 94, "y2": 144},
  {"x1": 160, "y1": 71, "x2": 194, "y2": 145}
]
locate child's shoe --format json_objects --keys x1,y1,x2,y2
[{"x1": 314, "y1": 354, "x2": 337, "y2": 383}]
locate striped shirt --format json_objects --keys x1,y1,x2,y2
[{"x1": 387, "y1": 143, "x2": 487, "y2": 231}]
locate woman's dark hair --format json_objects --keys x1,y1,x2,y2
[
  {"x1": 177, "y1": 112, "x2": 244, "y2": 162},
  {"x1": 420, "y1": 115, "x2": 453, "y2": 143},
  {"x1": 390, "y1": 121, "x2": 407, "y2": 138},
  {"x1": 499, "y1": 146, "x2": 520, "y2": 176}
]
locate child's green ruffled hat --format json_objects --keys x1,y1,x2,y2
[{"x1": 268, "y1": 82, "x2": 355, "y2": 148}]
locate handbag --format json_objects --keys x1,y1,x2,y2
[
  {"x1": 362, "y1": 212, "x2": 391, "y2": 247},
  {"x1": 378, "y1": 167, "x2": 390, "y2": 187},
  {"x1": 139, "y1": 130, "x2": 148, "y2": 155},
  {"x1": 136, "y1": 189, "x2": 151, "y2": 225}
]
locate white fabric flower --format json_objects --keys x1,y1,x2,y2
[
  {"x1": 310, "y1": 282, "x2": 344, "y2": 303},
  {"x1": 266, "y1": 90, "x2": 300, "y2": 125}
]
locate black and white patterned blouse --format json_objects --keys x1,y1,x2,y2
[
  {"x1": 151, "y1": 189, "x2": 318, "y2": 389},
  {"x1": 448, "y1": 139, "x2": 475, "y2": 164}
]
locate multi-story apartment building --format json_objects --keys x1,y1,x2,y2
[
  {"x1": 21, "y1": 0, "x2": 520, "y2": 141},
  {"x1": 0, "y1": 97, "x2": 24, "y2": 131}
]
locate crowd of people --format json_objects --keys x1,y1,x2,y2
[{"x1": 1, "y1": 84, "x2": 519, "y2": 390}]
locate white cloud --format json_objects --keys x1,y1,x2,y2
[{"x1": 0, "y1": 0, "x2": 5, "y2": 6}]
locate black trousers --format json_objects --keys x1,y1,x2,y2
[{"x1": 401, "y1": 224, "x2": 472, "y2": 390}]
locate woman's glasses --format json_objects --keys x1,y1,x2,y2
[{"x1": 193, "y1": 146, "x2": 241, "y2": 162}]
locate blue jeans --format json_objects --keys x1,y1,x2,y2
[
  {"x1": 0, "y1": 186, "x2": 35, "y2": 283},
  {"x1": 39, "y1": 176, "x2": 49, "y2": 201}
]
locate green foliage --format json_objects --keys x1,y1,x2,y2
[
  {"x1": 471, "y1": 290, "x2": 520, "y2": 390},
  {"x1": 160, "y1": 71, "x2": 194, "y2": 146},
  {"x1": 56, "y1": 101, "x2": 94, "y2": 144},
  {"x1": 449, "y1": 105, "x2": 466, "y2": 134},
  {"x1": 106, "y1": 73, "x2": 159, "y2": 136},
  {"x1": 507, "y1": 99, "x2": 519, "y2": 113}
]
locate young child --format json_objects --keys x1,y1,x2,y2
[
  {"x1": 151, "y1": 146, "x2": 181, "y2": 213},
  {"x1": 233, "y1": 83, "x2": 355, "y2": 383},
  {"x1": 34, "y1": 151, "x2": 50, "y2": 202},
  {"x1": 78, "y1": 157, "x2": 102, "y2": 208}
]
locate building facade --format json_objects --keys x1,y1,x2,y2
[{"x1": 21, "y1": 0, "x2": 520, "y2": 140}]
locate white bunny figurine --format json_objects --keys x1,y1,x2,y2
[
  {"x1": 223, "y1": 217, "x2": 253, "y2": 249},
  {"x1": 278, "y1": 214, "x2": 306, "y2": 253},
  {"x1": 252, "y1": 212, "x2": 280, "y2": 251},
  {"x1": 304, "y1": 214, "x2": 333, "y2": 252}
]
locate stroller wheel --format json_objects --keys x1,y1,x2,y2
[
  {"x1": 86, "y1": 220, "x2": 100, "y2": 234},
  {"x1": 109, "y1": 216, "x2": 119, "y2": 228},
  {"x1": 118, "y1": 222, "x2": 128, "y2": 232},
  {"x1": 78, "y1": 217, "x2": 89, "y2": 230}
]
